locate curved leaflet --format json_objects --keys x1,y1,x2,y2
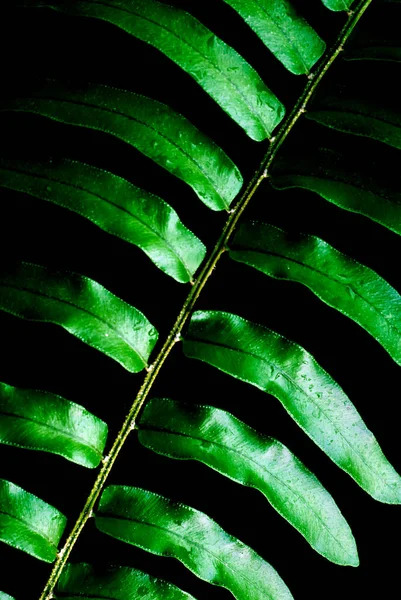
[
  {"x1": 95, "y1": 485, "x2": 294, "y2": 600},
  {"x1": 0, "y1": 261, "x2": 158, "y2": 372},
  {"x1": 222, "y1": 0, "x2": 325, "y2": 74},
  {"x1": 0, "y1": 381, "x2": 108, "y2": 468},
  {"x1": 138, "y1": 397, "x2": 358, "y2": 566},
  {"x1": 271, "y1": 145, "x2": 401, "y2": 235},
  {"x1": 0, "y1": 593, "x2": 14, "y2": 600},
  {"x1": 0, "y1": 478, "x2": 66, "y2": 562},
  {"x1": 183, "y1": 311, "x2": 401, "y2": 503},
  {"x1": 57, "y1": 562, "x2": 196, "y2": 600},
  {"x1": 0, "y1": 158, "x2": 205, "y2": 283},
  {"x1": 321, "y1": 0, "x2": 353, "y2": 10},
  {"x1": 230, "y1": 221, "x2": 401, "y2": 366},
  {"x1": 27, "y1": 0, "x2": 285, "y2": 140},
  {"x1": 0, "y1": 79, "x2": 242, "y2": 211}
]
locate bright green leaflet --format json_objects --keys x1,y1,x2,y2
[
  {"x1": 0, "y1": 159, "x2": 205, "y2": 283},
  {"x1": 230, "y1": 221, "x2": 401, "y2": 366},
  {"x1": 322, "y1": 0, "x2": 353, "y2": 11},
  {"x1": 29, "y1": 0, "x2": 285, "y2": 141},
  {"x1": 222, "y1": 0, "x2": 325, "y2": 74},
  {"x1": 138, "y1": 397, "x2": 358, "y2": 566},
  {"x1": 0, "y1": 80, "x2": 242, "y2": 211},
  {"x1": 96, "y1": 485, "x2": 294, "y2": 600},
  {"x1": 0, "y1": 261, "x2": 158, "y2": 372},
  {"x1": 271, "y1": 146, "x2": 401, "y2": 235},
  {"x1": 183, "y1": 311, "x2": 401, "y2": 503},
  {"x1": 57, "y1": 562, "x2": 196, "y2": 600},
  {"x1": 307, "y1": 99, "x2": 401, "y2": 151},
  {"x1": 0, "y1": 381, "x2": 108, "y2": 468},
  {"x1": 0, "y1": 479, "x2": 66, "y2": 563},
  {"x1": 0, "y1": 592, "x2": 14, "y2": 599}
]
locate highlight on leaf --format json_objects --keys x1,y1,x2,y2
[
  {"x1": 0, "y1": 261, "x2": 158, "y2": 372},
  {"x1": 0, "y1": 592, "x2": 14, "y2": 600},
  {"x1": 0, "y1": 79, "x2": 243, "y2": 211},
  {"x1": 183, "y1": 311, "x2": 401, "y2": 504},
  {"x1": 138, "y1": 397, "x2": 358, "y2": 566},
  {"x1": 57, "y1": 562, "x2": 197, "y2": 600},
  {"x1": 27, "y1": 0, "x2": 285, "y2": 140},
  {"x1": 0, "y1": 159, "x2": 206, "y2": 283},
  {"x1": 222, "y1": 0, "x2": 325, "y2": 74},
  {"x1": 95, "y1": 485, "x2": 294, "y2": 600},
  {"x1": 230, "y1": 221, "x2": 401, "y2": 366},
  {"x1": 0, "y1": 381, "x2": 108, "y2": 468},
  {"x1": 0, "y1": 478, "x2": 66, "y2": 563}
]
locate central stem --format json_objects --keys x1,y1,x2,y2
[{"x1": 39, "y1": 2, "x2": 373, "y2": 597}]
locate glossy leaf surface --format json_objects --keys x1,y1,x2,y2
[
  {"x1": 0, "y1": 478, "x2": 66, "y2": 562},
  {"x1": 0, "y1": 381, "x2": 108, "y2": 468},
  {"x1": 308, "y1": 98, "x2": 401, "y2": 151},
  {"x1": 1, "y1": 80, "x2": 242, "y2": 211},
  {"x1": 271, "y1": 146, "x2": 401, "y2": 235},
  {"x1": 57, "y1": 562, "x2": 196, "y2": 600},
  {"x1": 96, "y1": 485, "x2": 294, "y2": 600},
  {"x1": 222, "y1": 0, "x2": 325, "y2": 74},
  {"x1": 138, "y1": 397, "x2": 358, "y2": 565},
  {"x1": 0, "y1": 262, "x2": 158, "y2": 372},
  {"x1": 184, "y1": 311, "x2": 401, "y2": 503},
  {"x1": 26, "y1": 0, "x2": 285, "y2": 141},
  {"x1": 0, "y1": 159, "x2": 205, "y2": 283},
  {"x1": 321, "y1": 0, "x2": 353, "y2": 10},
  {"x1": 230, "y1": 221, "x2": 401, "y2": 366},
  {"x1": 0, "y1": 593, "x2": 14, "y2": 600}
]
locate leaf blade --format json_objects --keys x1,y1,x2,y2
[
  {"x1": 96, "y1": 485, "x2": 294, "y2": 600},
  {"x1": 0, "y1": 158, "x2": 206, "y2": 283},
  {"x1": 0, "y1": 262, "x2": 158, "y2": 372},
  {"x1": 222, "y1": 0, "x2": 325, "y2": 74},
  {"x1": 138, "y1": 398, "x2": 358, "y2": 566},
  {"x1": 0, "y1": 478, "x2": 66, "y2": 562},
  {"x1": 1, "y1": 80, "x2": 242, "y2": 211},
  {"x1": 183, "y1": 311, "x2": 401, "y2": 503},
  {"x1": 0, "y1": 381, "x2": 108, "y2": 468},
  {"x1": 57, "y1": 562, "x2": 197, "y2": 600},
  {"x1": 230, "y1": 221, "x2": 401, "y2": 366},
  {"x1": 321, "y1": 0, "x2": 353, "y2": 11},
  {"x1": 29, "y1": 0, "x2": 285, "y2": 140}
]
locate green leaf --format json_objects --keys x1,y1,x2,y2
[
  {"x1": 230, "y1": 221, "x2": 401, "y2": 366},
  {"x1": 0, "y1": 158, "x2": 205, "y2": 283},
  {"x1": 321, "y1": 0, "x2": 353, "y2": 11},
  {"x1": 96, "y1": 485, "x2": 294, "y2": 600},
  {"x1": 57, "y1": 562, "x2": 196, "y2": 600},
  {"x1": 0, "y1": 478, "x2": 66, "y2": 562},
  {"x1": 183, "y1": 311, "x2": 401, "y2": 503},
  {"x1": 222, "y1": 0, "x2": 325, "y2": 74},
  {"x1": 1, "y1": 80, "x2": 242, "y2": 211},
  {"x1": 138, "y1": 397, "x2": 358, "y2": 566},
  {"x1": 26, "y1": 0, "x2": 285, "y2": 141},
  {"x1": 0, "y1": 592, "x2": 14, "y2": 600},
  {"x1": 0, "y1": 381, "x2": 108, "y2": 468},
  {"x1": 271, "y1": 146, "x2": 401, "y2": 235},
  {"x1": 307, "y1": 98, "x2": 401, "y2": 151},
  {"x1": 0, "y1": 261, "x2": 157, "y2": 372}
]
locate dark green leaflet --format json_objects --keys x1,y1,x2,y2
[
  {"x1": 0, "y1": 159, "x2": 206, "y2": 283},
  {"x1": 57, "y1": 563, "x2": 196, "y2": 600},
  {"x1": 96, "y1": 485, "x2": 294, "y2": 600},
  {"x1": 183, "y1": 311, "x2": 401, "y2": 503},
  {"x1": 138, "y1": 398, "x2": 358, "y2": 565},
  {"x1": 23, "y1": 0, "x2": 284, "y2": 140},
  {"x1": 0, "y1": 79, "x2": 242, "y2": 210},
  {"x1": 230, "y1": 221, "x2": 401, "y2": 366},
  {"x1": 0, "y1": 382, "x2": 108, "y2": 468},
  {"x1": 271, "y1": 146, "x2": 401, "y2": 235},
  {"x1": 222, "y1": 0, "x2": 325, "y2": 74},
  {"x1": 0, "y1": 261, "x2": 158, "y2": 372},
  {"x1": 0, "y1": 479, "x2": 66, "y2": 562}
]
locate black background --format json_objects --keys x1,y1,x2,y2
[{"x1": 0, "y1": 1, "x2": 401, "y2": 599}]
